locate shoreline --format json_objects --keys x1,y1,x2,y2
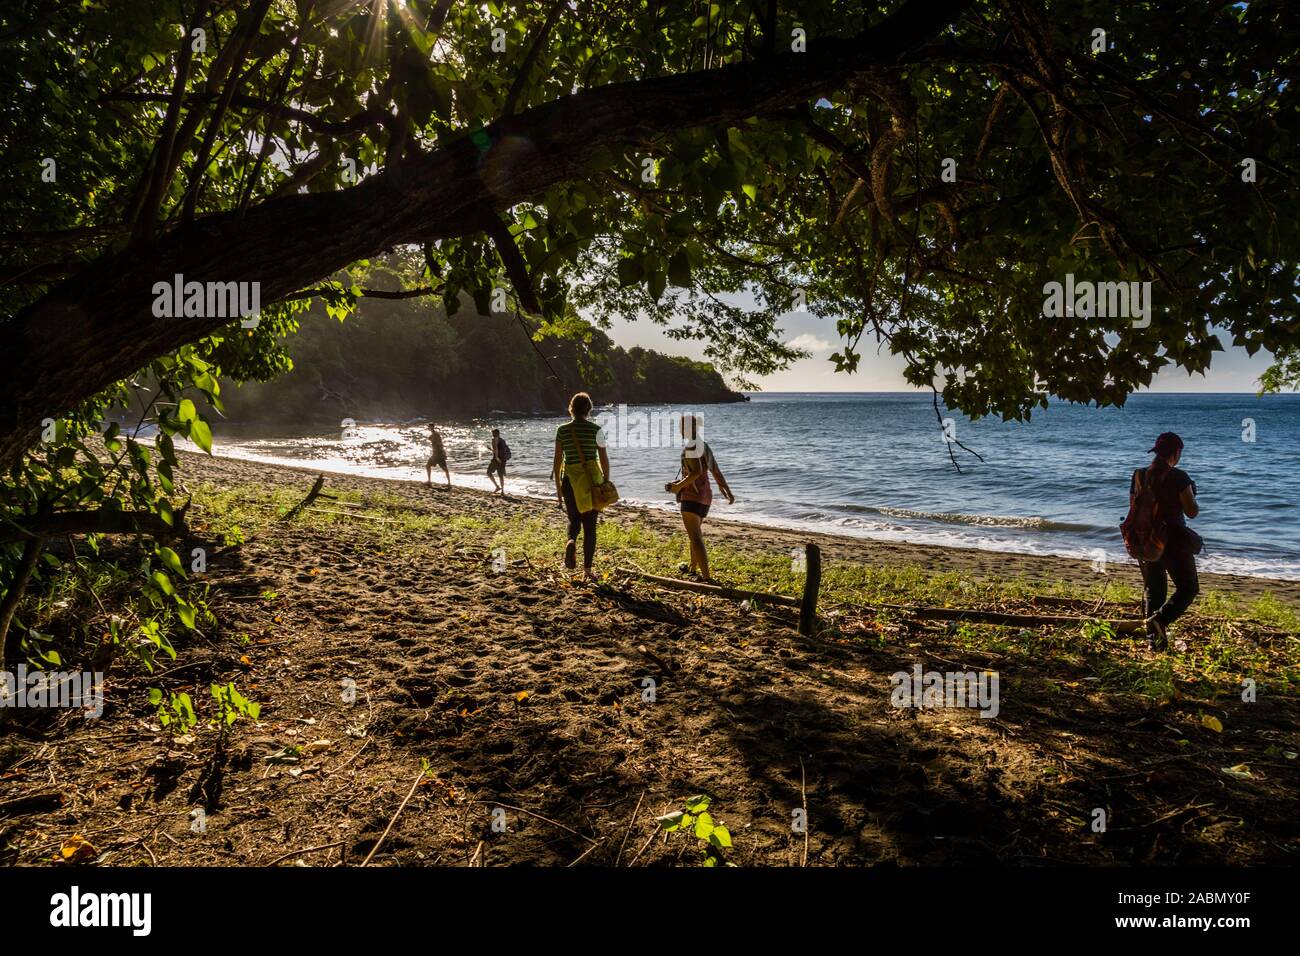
[
  {"x1": 188, "y1": 450, "x2": 1300, "y2": 608},
  {"x1": 5, "y1": 447, "x2": 1293, "y2": 869}
]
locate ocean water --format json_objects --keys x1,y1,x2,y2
[{"x1": 204, "y1": 392, "x2": 1300, "y2": 580}]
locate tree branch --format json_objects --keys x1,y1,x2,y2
[
  {"x1": 279, "y1": 285, "x2": 442, "y2": 302},
  {"x1": 239, "y1": 1, "x2": 316, "y2": 214},
  {"x1": 181, "y1": 0, "x2": 275, "y2": 221},
  {"x1": 0, "y1": 509, "x2": 184, "y2": 544},
  {"x1": 129, "y1": 0, "x2": 211, "y2": 246},
  {"x1": 103, "y1": 92, "x2": 399, "y2": 137},
  {"x1": 502, "y1": 0, "x2": 565, "y2": 118},
  {"x1": 0, "y1": 0, "x2": 975, "y2": 473}
]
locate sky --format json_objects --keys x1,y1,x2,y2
[{"x1": 605, "y1": 306, "x2": 1282, "y2": 394}]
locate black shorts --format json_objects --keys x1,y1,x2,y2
[
  {"x1": 427, "y1": 454, "x2": 446, "y2": 469},
  {"x1": 488, "y1": 459, "x2": 506, "y2": 477},
  {"x1": 680, "y1": 500, "x2": 710, "y2": 520}
]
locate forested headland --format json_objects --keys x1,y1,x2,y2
[{"x1": 218, "y1": 295, "x2": 746, "y2": 423}]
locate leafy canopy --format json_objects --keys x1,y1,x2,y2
[
  {"x1": 1, "y1": 1, "x2": 1297, "y2": 667},
  {"x1": 2, "y1": 0, "x2": 1295, "y2": 405}
]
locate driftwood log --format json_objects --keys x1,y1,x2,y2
[
  {"x1": 863, "y1": 603, "x2": 1144, "y2": 634},
  {"x1": 617, "y1": 544, "x2": 1143, "y2": 637},
  {"x1": 615, "y1": 568, "x2": 800, "y2": 608},
  {"x1": 618, "y1": 542, "x2": 825, "y2": 636}
]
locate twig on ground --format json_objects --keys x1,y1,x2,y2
[
  {"x1": 473, "y1": 800, "x2": 598, "y2": 844},
  {"x1": 325, "y1": 739, "x2": 370, "y2": 776},
  {"x1": 267, "y1": 840, "x2": 345, "y2": 866},
  {"x1": 628, "y1": 828, "x2": 659, "y2": 868},
  {"x1": 615, "y1": 791, "x2": 645, "y2": 866},
  {"x1": 361, "y1": 767, "x2": 426, "y2": 866},
  {"x1": 568, "y1": 838, "x2": 605, "y2": 867},
  {"x1": 800, "y1": 756, "x2": 809, "y2": 867}
]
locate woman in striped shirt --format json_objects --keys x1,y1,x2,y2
[{"x1": 551, "y1": 391, "x2": 610, "y2": 579}]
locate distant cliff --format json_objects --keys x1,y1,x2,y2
[{"x1": 219, "y1": 296, "x2": 745, "y2": 423}]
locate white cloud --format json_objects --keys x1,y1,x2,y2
[{"x1": 787, "y1": 333, "x2": 835, "y2": 353}]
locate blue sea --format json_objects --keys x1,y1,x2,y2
[{"x1": 204, "y1": 393, "x2": 1300, "y2": 580}]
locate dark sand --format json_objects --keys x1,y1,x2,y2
[{"x1": 2, "y1": 452, "x2": 1296, "y2": 867}]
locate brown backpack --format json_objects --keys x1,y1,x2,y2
[{"x1": 1120, "y1": 466, "x2": 1168, "y2": 562}]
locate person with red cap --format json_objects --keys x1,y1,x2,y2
[{"x1": 1129, "y1": 432, "x2": 1203, "y2": 650}]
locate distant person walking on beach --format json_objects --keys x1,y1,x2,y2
[
  {"x1": 1122, "y1": 432, "x2": 1202, "y2": 650},
  {"x1": 665, "y1": 414, "x2": 734, "y2": 582},
  {"x1": 487, "y1": 428, "x2": 510, "y2": 495},
  {"x1": 425, "y1": 425, "x2": 450, "y2": 489},
  {"x1": 552, "y1": 392, "x2": 610, "y2": 579}
]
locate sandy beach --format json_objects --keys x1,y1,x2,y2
[
  {"x1": 192, "y1": 451, "x2": 1300, "y2": 607},
  {"x1": 3, "y1": 450, "x2": 1296, "y2": 868}
]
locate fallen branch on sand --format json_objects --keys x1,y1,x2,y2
[
  {"x1": 615, "y1": 567, "x2": 799, "y2": 608},
  {"x1": 617, "y1": 564, "x2": 827, "y2": 637},
  {"x1": 304, "y1": 508, "x2": 402, "y2": 523},
  {"x1": 0, "y1": 789, "x2": 64, "y2": 819},
  {"x1": 860, "y1": 603, "x2": 1144, "y2": 633},
  {"x1": 616, "y1": 560, "x2": 1142, "y2": 635}
]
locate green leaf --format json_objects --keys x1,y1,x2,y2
[
  {"x1": 693, "y1": 811, "x2": 714, "y2": 839},
  {"x1": 156, "y1": 546, "x2": 185, "y2": 577},
  {"x1": 685, "y1": 794, "x2": 711, "y2": 813},
  {"x1": 617, "y1": 256, "x2": 642, "y2": 287},
  {"x1": 177, "y1": 398, "x2": 196, "y2": 423},
  {"x1": 189, "y1": 417, "x2": 213, "y2": 454},
  {"x1": 655, "y1": 810, "x2": 684, "y2": 831},
  {"x1": 708, "y1": 825, "x2": 732, "y2": 848},
  {"x1": 647, "y1": 268, "x2": 667, "y2": 303},
  {"x1": 668, "y1": 250, "x2": 692, "y2": 288}
]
